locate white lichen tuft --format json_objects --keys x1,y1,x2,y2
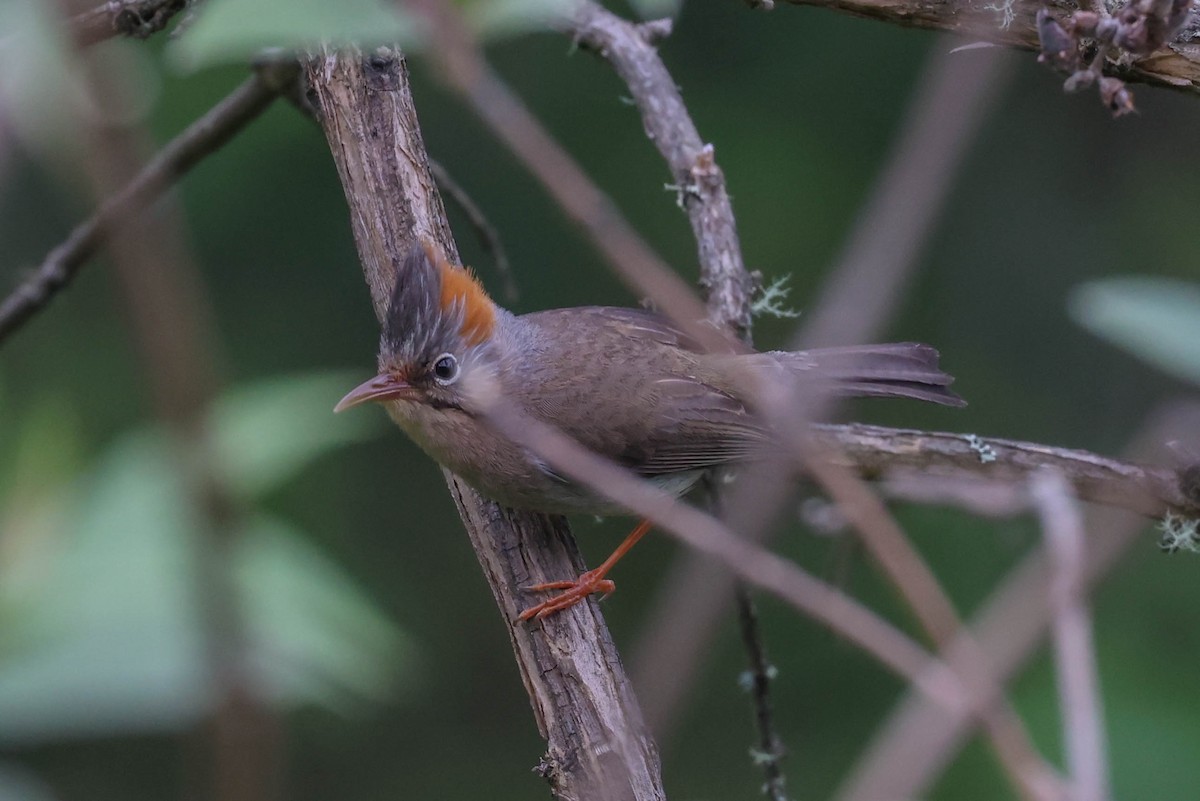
[
  {"x1": 1158, "y1": 511, "x2": 1200, "y2": 554},
  {"x1": 983, "y1": 0, "x2": 1016, "y2": 28},
  {"x1": 965, "y1": 434, "x2": 998, "y2": 464},
  {"x1": 751, "y1": 274, "x2": 801, "y2": 319}
]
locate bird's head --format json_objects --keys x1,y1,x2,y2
[{"x1": 336, "y1": 243, "x2": 498, "y2": 414}]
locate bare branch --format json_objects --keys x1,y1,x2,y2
[
  {"x1": 834, "y1": 403, "x2": 1200, "y2": 801},
  {"x1": 303, "y1": 47, "x2": 664, "y2": 801},
  {"x1": 0, "y1": 65, "x2": 296, "y2": 348},
  {"x1": 735, "y1": 586, "x2": 790, "y2": 801},
  {"x1": 814, "y1": 422, "x2": 1197, "y2": 520},
  {"x1": 1032, "y1": 469, "x2": 1112, "y2": 801},
  {"x1": 67, "y1": 0, "x2": 188, "y2": 47},
  {"x1": 467, "y1": 383, "x2": 965, "y2": 707},
  {"x1": 557, "y1": 11, "x2": 798, "y2": 795},
  {"x1": 776, "y1": 0, "x2": 1200, "y2": 93},
  {"x1": 426, "y1": 158, "x2": 517, "y2": 302},
  {"x1": 403, "y1": 0, "x2": 738, "y2": 355},
  {"x1": 804, "y1": 449, "x2": 1065, "y2": 801},
  {"x1": 558, "y1": 2, "x2": 753, "y2": 339},
  {"x1": 631, "y1": 43, "x2": 1006, "y2": 738}
]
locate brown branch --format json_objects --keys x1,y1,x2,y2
[
  {"x1": 804, "y1": 449, "x2": 1065, "y2": 801},
  {"x1": 302, "y1": 47, "x2": 664, "y2": 801},
  {"x1": 426, "y1": 158, "x2": 517, "y2": 302},
  {"x1": 558, "y1": 3, "x2": 753, "y2": 340},
  {"x1": 776, "y1": 0, "x2": 1200, "y2": 93},
  {"x1": 0, "y1": 65, "x2": 295, "y2": 348},
  {"x1": 630, "y1": 42, "x2": 1007, "y2": 739},
  {"x1": 1032, "y1": 469, "x2": 1112, "y2": 801},
  {"x1": 67, "y1": 0, "x2": 188, "y2": 47},
  {"x1": 403, "y1": 0, "x2": 738, "y2": 356},
  {"x1": 814, "y1": 422, "x2": 1197, "y2": 519},
  {"x1": 833, "y1": 403, "x2": 1200, "y2": 801},
  {"x1": 734, "y1": 586, "x2": 790, "y2": 801},
  {"x1": 557, "y1": 10, "x2": 795, "y2": 794},
  {"x1": 466, "y1": 381, "x2": 964, "y2": 707}
]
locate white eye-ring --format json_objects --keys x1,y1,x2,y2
[{"x1": 432, "y1": 353, "x2": 460, "y2": 385}]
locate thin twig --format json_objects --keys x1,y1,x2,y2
[
  {"x1": 465, "y1": 379, "x2": 965, "y2": 707},
  {"x1": 834, "y1": 403, "x2": 1200, "y2": 801},
  {"x1": 735, "y1": 586, "x2": 790, "y2": 801},
  {"x1": 630, "y1": 41, "x2": 1008, "y2": 738},
  {"x1": 0, "y1": 65, "x2": 296, "y2": 347},
  {"x1": 304, "y1": 47, "x2": 664, "y2": 801},
  {"x1": 403, "y1": 0, "x2": 737, "y2": 356},
  {"x1": 1032, "y1": 469, "x2": 1112, "y2": 801},
  {"x1": 558, "y1": 2, "x2": 753, "y2": 339},
  {"x1": 803, "y1": 449, "x2": 1065, "y2": 801},
  {"x1": 813, "y1": 422, "x2": 1197, "y2": 519},
  {"x1": 427, "y1": 158, "x2": 517, "y2": 302},
  {"x1": 556, "y1": 10, "x2": 793, "y2": 793}
]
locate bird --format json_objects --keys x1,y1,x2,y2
[{"x1": 336, "y1": 244, "x2": 965, "y2": 620}]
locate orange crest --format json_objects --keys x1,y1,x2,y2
[{"x1": 428, "y1": 245, "x2": 496, "y2": 346}]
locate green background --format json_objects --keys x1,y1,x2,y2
[{"x1": 2, "y1": 0, "x2": 1200, "y2": 799}]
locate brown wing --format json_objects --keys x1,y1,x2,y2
[{"x1": 511, "y1": 307, "x2": 769, "y2": 478}]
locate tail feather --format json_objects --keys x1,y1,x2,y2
[{"x1": 772, "y1": 343, "x2": 966, "y2": 407}]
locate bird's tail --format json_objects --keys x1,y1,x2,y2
[{"x1": 772, "y1": 343, "x2": 966, "y2": 407}]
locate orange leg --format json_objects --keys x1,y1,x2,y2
[{"x1": 518, "y1": 519, "x2": 653, "y2": 621}]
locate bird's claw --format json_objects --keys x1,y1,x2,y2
[{"x1": 518, "y1": 569, "x2": 616, "y2": 621}]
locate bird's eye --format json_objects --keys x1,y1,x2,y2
[{"x1": 432, "y1": 353, "x2": 459, "y2": 384}]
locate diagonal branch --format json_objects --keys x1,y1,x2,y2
[
  {"x1": 558, "y1": 3, "x2": 753, "y2": 339},
  {"x1": 1033, "y1": 469, "x2": 1112, "y2": 801},
  {"x1": 832, "y1": 403, "x2": 1200, "y2": 801},
  {"x1": 814, "y1": 422, "x2": 1198, "y2": 519},
  {"x1": 0, "y1": 64, "x2": 296, "y2": 347},
  {"x1": 303, "y1": 46, "x2": 664, "y2": 801}
]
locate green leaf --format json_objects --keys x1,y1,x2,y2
[
  {"x1": 208, "y1": 371, "x2": 382, "y2": 499},
  {"x1": 169, "y1": 0, "x2": 417, "y2": 71},
  {"x1": 0, "y1": 0, "x2": 159, "y2": 162},
  {"x1": 236, "y1": 515, "x2": 412, "y2": 710},
  {"x1": 0, "y1": 0, "x2": 79, "y2": 156},
  {"x1": 0, "y1": 382, "x2": 409, "y2": 744},
  {"x1": 1069, "y1": 277, "x2": 1200, "y2": 386}
]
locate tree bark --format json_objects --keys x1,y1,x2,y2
[
  {"x1": 782, "y1": 0, "x2": 1200, "y2": 93},
  {"x1": 303, "y1": 47, "x2": 664, "y2": 801}
]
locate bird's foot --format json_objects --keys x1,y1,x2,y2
[{"x1": 518, "y1": 568, "x2": 616, "y2": 621}]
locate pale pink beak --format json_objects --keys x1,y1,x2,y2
[{"x1": 334, "y1": 373, "x2": 418, "y2": 412}]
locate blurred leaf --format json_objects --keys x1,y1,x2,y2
[
  {"x1": 208, "y1": 371, "x2": 382, "y2": 499},
  {"x1": 1069, "y1": 277, "x2": 1200, "y2": 386},
  {"x1": 0, "y1": 376, "x2": 410, "y2": 745},
  {"x1": 0, "y1": 1, "x2": 158, "y2": 163},
  {"x1": 467, "y1": 0, "x2": 574, "y2": 39},
  {"x1": 0, "y1": 0, "x2": 78, "y2": 157},
  {"x1": 238, "y1": 515, "x2": 411, "y2": 710},
  {"x1": 169, "y1": 0, "x2": 416, "y2": 71}
]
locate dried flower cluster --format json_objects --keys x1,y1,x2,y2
[{"x1": 1036, "y1": 0, "x2": 1194, "y2": 116}]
